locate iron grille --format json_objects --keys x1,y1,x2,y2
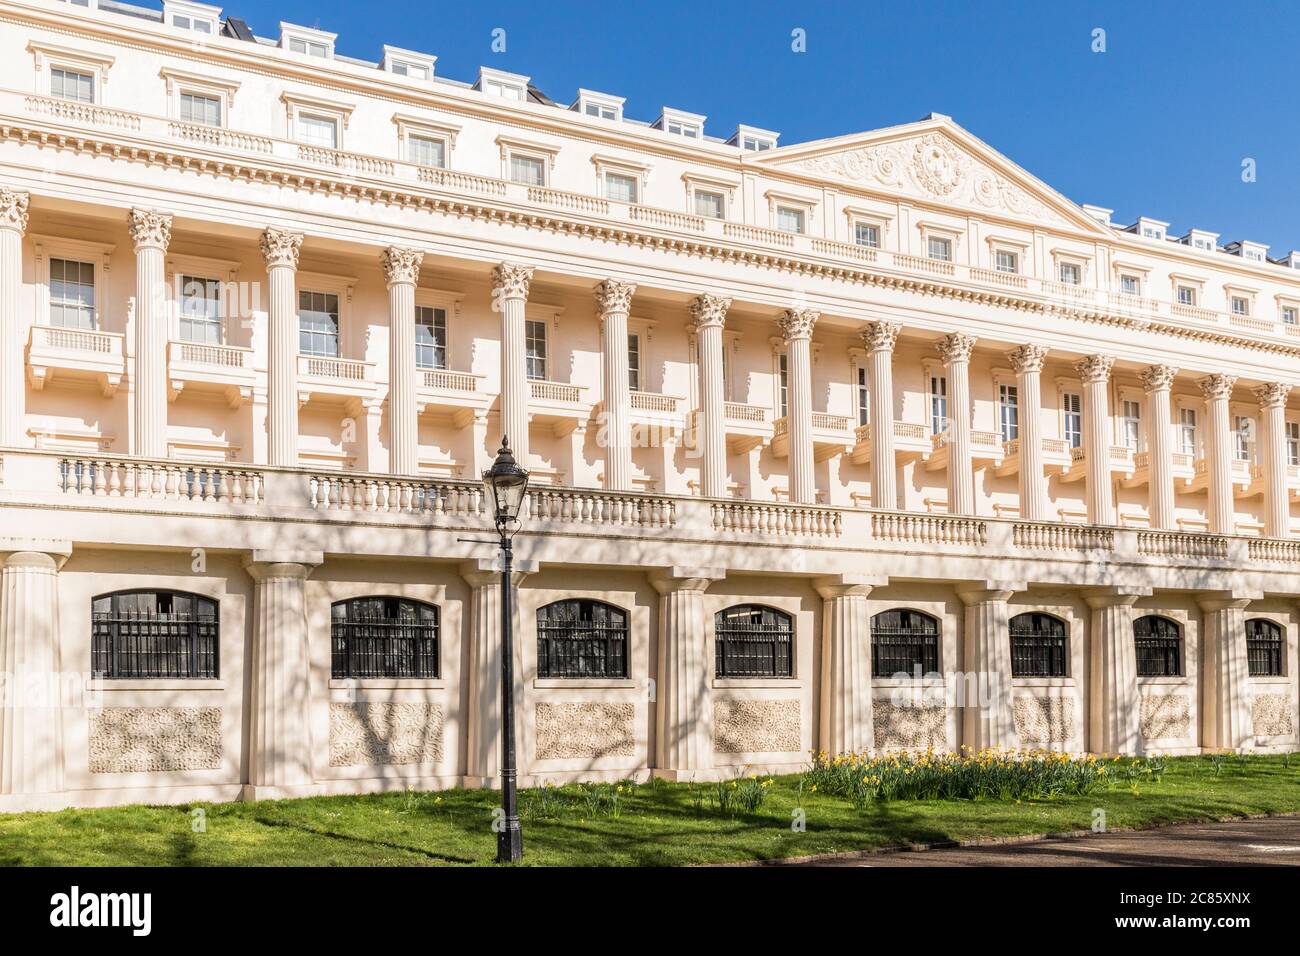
[
  {"x1": 331, "y1": 597, "x2": 439, "y2": 678},
  {"x1": 1134, "y1": 615, "x2": 1182, "y2": 677},
  {"x1": 871, "y1": 609, "x2": 939, "y2": 677},
  {"x1": 91, "y1": 590, "x2": 218, "y2": 679},
  {"x1": 715, "y1": 605, "x2": 793, "y2": 678},
  {"x1": 1009, "y1": 613, "x2": 1068, "y2": 677},
  {"x1": 1246, "y1": 618, "x2": 1283, "y2": 677},
  {"x1": 536, "y1": 600, "x2": 628, "y2": 678}
]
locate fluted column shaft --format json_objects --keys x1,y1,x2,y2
[
  {"x1": 1199, "y1": 597, "x2": 1252, "y2": 752},
  {"x1": 691, "y1": 295, "x2": 730, "y2": 498},
  {"x1": 958, "y1": 587, "x2": 1018, "y2": 750},
  {"x1": 1077, "y1": 355, "x2": 1115, "y2": 525},
  {"x1": 0, "y1": 189, "x2": 29, "y2": 447},
  {"x1": 382, "y1": 247, "x2": 423, "y2": 476},
  {"x1": 816, "y1": 581, "x2": 874, "y2": 755},
  {"x1": 245, "y1": 553, "x2": 320, "y2": 793},
  {"x1": 1009, "y1": 345, "x2": 1048, "y2": 521},
  {"x1": 1256, "y1": 383, "x2": 1292, "y2": 539},
  {"x1": 597, "y1": 280, "x2": 636, "y2": 491},
  {"x1": 939, "y1": 334, "x2": 976, "y2": 515},
  {"x1": 1142, "y1": 366, "x2": 1178, "y2": 531},
  {"x1": 494, "y1": 263, "x2": 533, "y2": 463},
  {"x1": 652, "y1": 569, "x2": 720, "y2": 776},
  {"x1": 0, "y1": 550, "x2": 66, "y2": 798},
  {"x1": 261, "y1": 229, "x2": 303, "y2": 467},
  {"x1": 129, "y1": 209, "x2": 172, "y2": 459},
  {"x1": 1087, "y1": 591, "x2": 1141, "y2": 755},
  {"x1": 1200, "y1": 374, "x2": 1237, "y2": 535},
  {"x1": 780, "y1": 309, "x2": 818, "y2": 504},
  {"x1": 863, "y1": 321, "x2": 901, "y2": 510}
]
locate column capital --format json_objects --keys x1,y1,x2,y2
[
  {"x1": 380, "y1": 246, "x2": 423, "y2": 287},
  {"x1": 689, "y1": 293, "x2": 730, "y2": 330},
  {"x1": 594, "y1": 279, "x2": 636, "y2": 315},
  {"x1": 813, "y1": 573, "x2": 883, "y2": 599},
  {"x1": 650, "y1": 566, "x2": 725, "y2": 594},
  {"x1": 1254, "y1": 381, "x2": 1291, "y2": 409},
  {"x1": 1197, "y1": 591, "x2": 1259, "y2": 612},
  {"x1": 127, "y1": 207, "x2": 173, "y2": 251},
  {"x1": 459, "y1": 557, "x2": 539, "y2": 587},
  {"x1": 936, "y1": 332, "x2": 976, "y2": 364},
  {"x1": 1074, "y1": 353, "x2": 1115, "y2": 384},
  {"x1": 1084, "y1": 585, "x2": 1150, "y2": 609},
  {"x1": 243, "y1": 550, "x2": 322, "y2": 580},
  {"x1": 1140, "y1": 364, "x2": 1179, "y2": 393},
  {"x1": 260, "y1": 227, "x2": 303, "y2": 270},
  {"x1": 860, "y1": 319, "x2": 901, "y2": 352},
  {"x1": 1198, "y1": 372, "x2": 1237, "y2": 401},
  {"x1": 1007, "y1": 343, "x2": 1048, "y2": 374},
  {"x1": 956, "y1": 581, "x2": 1022, "y2": 605},
  {"x1": 777, "y1": 308, "x2": 818, "y2": 342},
  {"x1": 0, "y1": 538, "x2": 72, "y2": 568},
  {"x1": 492, "y1": 261, "x2": 533, "y2": 301},
  {"x1": 0, "y1": 187, "x2": 30, "y2": 234}
]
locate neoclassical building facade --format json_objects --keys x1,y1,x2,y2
[{"x1": 0, "y1": 0, "x2": 1297, "y2": 811}]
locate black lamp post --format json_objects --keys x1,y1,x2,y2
[{"x1": 482, "y1": 436, "x2": 529, "y2": 863}]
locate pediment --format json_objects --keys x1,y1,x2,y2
[{"x1": 757, "y1": 119, "x2": 1106, "y2": 235}]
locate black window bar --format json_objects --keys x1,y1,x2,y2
[
  {"x1": 1134, "y1": 615, "x2": 1182, "y2": 677},
  {"x1": 536, "y1": 599, "x2": 629, "y2": 678},
  {"x1": 715, "y1": 605, "x2": 793, "y2": 678},
  {"x1": 91, "y1": 590, "x2": 219, "y2": 679},
  {"x1": 1009, "y1": 612, "x2": 1068, "y2": 677},
  {"x1": 1246, "y1": 618, "x2": 1284, "y2": 677},
  {"x1": 331, "y1": 597, "x2": 439, "y2": 679},
  {"x1": 870, "y1": 609, "x2": 939, "y2": 678}
]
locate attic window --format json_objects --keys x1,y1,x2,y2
[
  {"x1": 479, "y1": 68, "x2": 529, "y2": 101},
  {"x1": 573, "y1": 90, "x2": 624, "y2": 122},
  {"x1": 658, "y1": 108, "x2": 705, "y2": 140},
  {"x1": 164, "y1": 1, "x2": 223, "y2": 35},
  {"x1": 732, "y1": 125, "x2": 778, "y2": 151},
  {"x1": 383, "y1": 46, "x2": 435, "y2": 81},
  {"x1": 1141, "y1": 226, "x2": 1163, "y2": 240},
  {"x1": 668, "y1": 120, "x2": 699, "y2": 138},
  {"x1": 742, "y1": 136, "x2": 773, "y2": 151},
  {"x1": 282, "y1": 23, "x2": 336, "y2": 59}
]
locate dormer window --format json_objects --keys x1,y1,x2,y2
[
  {"x1": 1225, "y1": 240, "x2": 1269, "y2": 263},
  {"x1": 656, "y1": 107, "x2": 706, "y2": 140},
  {"x1": 478, "y1": 67, "x2": 529, "y2": 101},
  {"x1": 1127, "y1": 217, "x2": 1168, "y2": 242},
  {"x1": 730, "y1": 125, "x2": 779, "y2": 151},
  {"x1": 382, "y1": 46, "x2": 435, "y2": 81},
  {"x1": 572, "y1": 89, "x2": 624, "y2": 122},
  {"x1": 165, "y1": 1, "x2": 220, "y2": 35},
  {"x1": 281, "y1": 23, "x2": 336, "y2": 59},
  {"x1": 1180, "y1": 229, "x2": 1219, "y2": 253}
]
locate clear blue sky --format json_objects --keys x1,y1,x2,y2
[{"x1": 230, "y1": 0, "x2": 1300, "y2": 251}]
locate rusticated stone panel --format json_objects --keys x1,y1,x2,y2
[
  {"x1": 1013, "y1": 696, "x2": 1075, "y2": 745},
  {"x1": 713, "y1": 699, "x2": 801, "y2": 754},
  {"x1": 1252, "y1": 694, "x2": 1295, "y2": 737},
  {"x1": 871, "y1": 701, "x2": 948, "y2": 750},
  {"x1": 534, "y1": 702, "x2": 635, "y2": 759},
  {"x1": 89, "y1": 707, "x2": 222, "y2": 773},
  {"x1": 1140, "y1": 693, "x2": 1191, "y2": 740},
  {"x1": 329, "y1": 702, "x2": 444, "y2": 767}
]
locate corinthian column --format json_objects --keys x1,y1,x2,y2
[
  {"x1": 778, "y1": 308, "x2": 818, "y2": 504},
  {"x1": 1199, "y1": 373, "x2": 1238, "y2": 535},
  {"x1": 651, "y1": 567, "x2": 722, "y2": 778},
  {"x1": 1076, "y1": 354, "x2": 1116, "y2": 525},
  {"x1": 862, "y1": 320, "x2": 901, "y2": 510},
  {"x1": 381, "y1": 247, "x2": 423, "y2": 476},
  {"x1": 938, "y1": 333, "x2": 977, "y2": 515},
  {"x1": 689, "y1": 294, "x2": 730, "y2": 498},
  {"x1": 1007, "y1": 344, "x2": 1049, "y2": 521},
  {"x1": 128, "y1": 209, "x2": 172, "y2": 459},
  {"x1": 0, "y1": 188, "x2": 29, "y2": 448},
  {"x1": 260, "y1": 228, "x2": 303, "y2": 467},
  {"x1": 493, "y1": 263, "x2": 533, "y2": 464},
  {"x1": 1141, "y1": 364, "x2": 1178, "y2": 531},
  {"x1": 1086, "y1": 589, "x2": 1142, "y2": 755},
  {"x1": 243, "y1": 551, "x2": 322, "y2": 798},
  {"x1": 595, "y1": 280, "x2": 636, "y2": 491},
  {"x1": 1199, "y1": 595, "x2": 1252, "y2": 752},
  {"x1": 957, "y1": 585, "x2": 1019, "y2": 750},
  {"x1": 0, "y1": 546, "x2": 70, "y2": 805},
  {"x1": 816, "y1": 576, "x2": 875, "y2": 755},
  {"x1": 1255, "y1": 382, "x2": 1292, "y2": 539}
]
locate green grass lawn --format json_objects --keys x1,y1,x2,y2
[{"x1": 2, "y1": 753, "x2": 1298, "y2": 866}]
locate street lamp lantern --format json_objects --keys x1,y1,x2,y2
[{"x1": 481, "y1": 436, "x2": 529, "y2": 863}]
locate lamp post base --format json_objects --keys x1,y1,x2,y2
[{"x1": 497, "y1": 820, "x2": 523, "y2": 863}]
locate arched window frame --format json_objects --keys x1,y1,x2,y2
[
  {"x1": 870, "y1": 608, "x2": 940, "y2": 678},
  {"x1": 1245, "y1": 618, "x2": 1284, "y2": 677},
  {"x1": 91, "y1": 589, "x2": 219, "y2": 679},
  {"x1": 1134, "y1": 614, "x2": 1182, "y2": 677},
  {"x1": 715, "y1": 604, "x2": 793, "y2": 678},
  {"x1": 330, "y1": 596, "x2": 439, "y2": 679},
  {"x1": 536, "y1": 599, "x2": 629, "y2": 679},
  {"x1": 1008, "y1": 612, "x2": 1069, "y2": 678}
]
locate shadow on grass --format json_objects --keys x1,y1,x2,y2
[{"x1": 250, "y1": 814, "x2": 478, "y2": 865}]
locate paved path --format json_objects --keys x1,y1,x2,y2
[{"x1": 798, "y1": 816, "x2": 1300, "y2": 866}]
